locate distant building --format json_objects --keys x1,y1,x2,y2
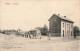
[
  {"x1": 48, "y1": 14, "x2": 74, "y2": 37},
  {"x1": 29, "y1": 29, "x2": 41, "y2": 39}
]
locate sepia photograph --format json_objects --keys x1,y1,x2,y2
[{"x1": 0, "y1": 0, "x2": 80, "y2": 51}]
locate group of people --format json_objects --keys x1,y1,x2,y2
[{"x1": 24, "y1": 29, "x2": 42, "y2": 39}]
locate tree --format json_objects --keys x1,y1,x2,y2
[
  {"x1": 42, "y1": 24, "x2": 48, "y2": 35},
  {"x1": 73, "y1": 26, "x2": 79, "y2": 38},
  {"x1": 35, "y1": 25, "x2": 48, "y2": 35}
]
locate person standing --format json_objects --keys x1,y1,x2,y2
[{"x1": 48, "y1": 33, "x2": 51, "y2": 40}]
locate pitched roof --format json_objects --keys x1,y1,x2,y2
[{"x1": 48, "y1": 14, "x2": 74, "y2": 23}]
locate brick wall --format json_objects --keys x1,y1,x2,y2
[{"x1": 49, "y1": 14, "x2": 61, "y2": 36}]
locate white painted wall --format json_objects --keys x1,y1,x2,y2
[{"x1": 61, "y1": 20, "x2": 73, "y2": 37}]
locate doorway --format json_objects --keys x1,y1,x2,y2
[{"x1": 63, "y1": 30, "x2": 64, "y2": 37}]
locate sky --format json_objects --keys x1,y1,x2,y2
[{"x1": 0, "y1": 0, "x2": 80, "y2": 31}]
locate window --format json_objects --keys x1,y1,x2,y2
[
  {"x1": 67, "y1": 30, "x2": 68, "y2": 35},
  {"x1": 63, "y1": 23, "x2": 64, "y2": 28},
  {"x1": 71, "y1": 24, "x2": 73, "y2": 28},
  {"x1": 71, "y1": 31, "x2": 72, "y2": 36},
  {"x1": 67, "y1": 24, "x2": 68, "y2": 28}
]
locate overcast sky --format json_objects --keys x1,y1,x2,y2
[{"x1": 0, "y1": 0, "x2": 80, "y2": 31}]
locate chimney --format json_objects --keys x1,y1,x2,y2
[
  {"x1": 58, "y1": 14, "x2": 60, "y2": 16},
  {"x1": 64, "y1": 16, "x2": 66, "y2": 18}
]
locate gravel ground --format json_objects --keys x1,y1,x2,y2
[{"x1": 0, "y1": 33, "x2": 80, "y2": 51}]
